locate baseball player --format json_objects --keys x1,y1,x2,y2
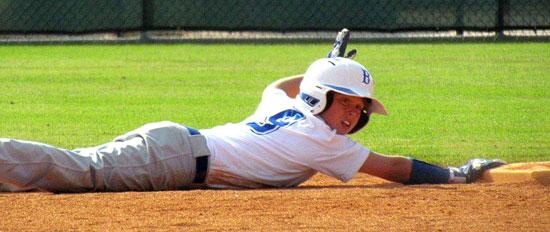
[{"x1": 0, "y1": 29, "x2": 505, "y2": 192}]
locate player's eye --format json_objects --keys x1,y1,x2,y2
[{"x1": 340, "y1": 99, "x2": 349, "y2": 105}]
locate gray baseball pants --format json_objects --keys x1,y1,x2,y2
[{"x1": 0, "y1": 121, "x2": 210, "y2": 193}]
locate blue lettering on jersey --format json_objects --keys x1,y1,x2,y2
[
  {"x1": 362, "y1": 69, "x2": 371, "y2": 84},
  {"x1": 246, "y1": 109, "x2": 305, "y2": 135}
]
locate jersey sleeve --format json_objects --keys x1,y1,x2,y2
[
  {"x1": 252, "y1": 87, "x2": 294, "y2": 116},
  {"x1": 261, "y1": 87, "x2": 289, "y2": 105},
  {"x1": 308, "y1": 142, "x2": 370, "y2": 182}
]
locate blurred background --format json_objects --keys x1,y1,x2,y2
[{"x1": 1, "y1": 0, "x2": 549, "y2": 44}]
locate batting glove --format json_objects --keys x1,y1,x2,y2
[
  {"x1": 449, "y1": 159, "x2": 507, "y2": 183},
  {"x1": 327, "y1": 28, "x2": 357, "y2": 60}
]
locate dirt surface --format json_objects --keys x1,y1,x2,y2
[{"x1": 1, "y1": 173, "x2": 549, "y2": 231}]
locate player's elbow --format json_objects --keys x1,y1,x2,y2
[
  {"x1": 360, "y1": 153, "x2": 412, "y2": 184},
  {"x1": 267, "y1": 75, "x2": 303, "y2": 98}
]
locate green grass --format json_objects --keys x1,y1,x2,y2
[{"x1": 1, "y1": 43, "x2": 549, "y2": 166}]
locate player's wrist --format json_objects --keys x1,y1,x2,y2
[
  {"x1": 404, "y1": 158, "x2": 450, "y2": 185},
  {"x1": 448, "y1": 167, "x2": 467, "y2": 184}
]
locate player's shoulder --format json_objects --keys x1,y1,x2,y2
[
  {"x1": 256, "y1": 88, "x2": 294, "y2": 111},
  {"x1": 261, "y1": 86, "x2": 288, "y2": 99}
]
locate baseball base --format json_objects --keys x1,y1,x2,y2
[{"x1": 479, "y1": 162, "x2": 550, "y2": 185}]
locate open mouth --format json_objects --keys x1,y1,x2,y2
[{"x1": 342, "y1": 120, "x2": 351, "y2": 127}]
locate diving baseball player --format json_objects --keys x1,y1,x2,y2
[{"x1": 0, "y1": 29, "x2": 505, "y2": 192}]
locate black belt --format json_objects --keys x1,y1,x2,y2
[
  {"x1": 186, "y1": 126, "x2": 209, "y2": 184},
  {"x1": 193, "y1": 156, "x2": 208, "y2": 184}
]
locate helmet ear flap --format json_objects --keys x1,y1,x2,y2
[
  {"x1": 349, "y1": 98, "x2": 373, "y2": 134},
  {"x1": 319, "y1": 91, "x2": 334, "y2": 115},
  {"x1": 297, "y1": 82, "x2": 329, "y2": 114},
  {"x1": 349, "y1": 110, "x2": 370, "y2": 134}
]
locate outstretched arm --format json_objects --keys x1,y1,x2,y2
[
  {"x1": 266, "y1": 74, "x2": 303, "y2": 98},
  {"x1": 359, "y1": 151, "x2": 506, "y2": 184}
]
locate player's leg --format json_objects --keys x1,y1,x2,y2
[
  {"x1": 0, "y1": 121, "x2": 209, "y2": 192},
  {"x1": 93, "y1": 121, "x2": 209, "y2": 191},
  {"x1": 0, "y1": 183, "x2": 41, "y2": 192},
  {"x1": 0, "y1": 138, "x2": 99, "y2": 192}
]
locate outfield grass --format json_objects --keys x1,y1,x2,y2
[{"x1": 0, "y1": 43, "x2": 548, "y2": 165}]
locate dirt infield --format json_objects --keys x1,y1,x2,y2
[{"x1": 1, "y1": 174, "x2": 549, "y2": 231}]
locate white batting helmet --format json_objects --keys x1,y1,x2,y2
[{"x1": 296, "y1": 58, "x2": 387, "y2": 134}]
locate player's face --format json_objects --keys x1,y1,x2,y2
[{"x1": 319, "y1": 92, "x2": 365, "y2": 135}]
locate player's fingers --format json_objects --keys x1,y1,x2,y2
[
  {"x1": 345, "y1": 49, "x2": 357, "y2": 60},
  {"x1": 327, "y1": 28, "x2": 350, "y2": 58}
]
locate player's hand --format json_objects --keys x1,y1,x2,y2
[
  {"x1": 455, "y1": 159, "x2": 507, "y2": 183},
  {"x1": 327, "y1": 28, "x2": 357, "y2": 60}
]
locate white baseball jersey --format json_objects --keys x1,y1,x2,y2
[{"x1": 200, "y1": 87, "x2": 370, "y2": 189}]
